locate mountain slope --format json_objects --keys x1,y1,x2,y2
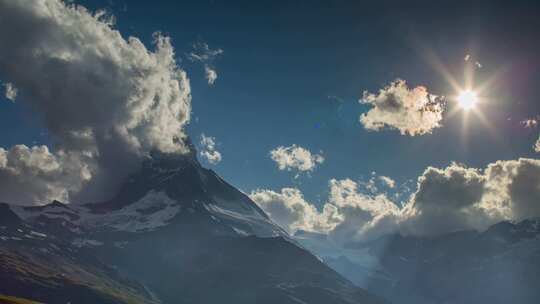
[
  {"x1": 0, "y1": 294, "x2": 42, "y2": 304},
  {"x1": 0, "y1": 146, "x2": 384, "y2": 304},
  {"x1": 0, "y1": 204, "x2": 159, "y2": 304},
  {"x1": 299, "y1": 219, "x2": 540, "y2": 304}
]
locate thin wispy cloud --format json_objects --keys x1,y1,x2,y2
[
  {"x1": 188, "y1": 42, "x2": 224, "y2": 62},
  {"x1": 464, "y1": 54, "x2": 482, "y2": 68},
  {"x1": 188, "y1": 41, "x2": 223, "y2": 86}
]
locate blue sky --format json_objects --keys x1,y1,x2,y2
[{"x1": 1, "y1": 0, "x2": 540, "y2": 208}]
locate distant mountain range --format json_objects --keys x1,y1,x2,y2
[
  {"x1": 0, "y1": 143, "x2": 383, "y2": 304},
  {"x1": 297, "y1": 218, "x2": 540, "y2": 304}
]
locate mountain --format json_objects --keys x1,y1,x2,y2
[
  {"x1": 0, "y1": 143, "x2": 384, "y2": 304},
  {"x1": 298, "y1": 220, "x2": 540, "y2": 304},
  {"x1": 0, "y1": 294, "x2": 42, "y2": 304}
]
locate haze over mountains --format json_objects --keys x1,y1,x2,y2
[
  {"x1": 297, "y1": 218, "x2": 540, "y2": 304},
  {"x1": 1, "y1": 142, "x2": 539, "y2": 303},
  {"x1": 0, "y1": 143, "x2": 384, "y2": 304}
]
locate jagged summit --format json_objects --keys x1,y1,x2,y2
[
  {"x1": 481, "y1": 217, "x2": 540, "y2": 242},
  {"x1": 10, "y1": 138, "x2": 280, "y2": 237},
  {"x1": 0, "y1": 202, "x2": 20, "y2": 225}
]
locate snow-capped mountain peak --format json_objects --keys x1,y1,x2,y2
[{"x1": 10, "y1": 145, "x2": 285, "y2": 238}]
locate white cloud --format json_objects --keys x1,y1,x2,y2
[
  {"x1": 0, "y1": 0, "x2": 191, "y2": 204},
  {"x1": 360, "y1": 79, "x2": 444, "y2": 136},
  {"x1": 0, "y1": 145, "x2": 92, "y2": 204},
  {"x1": 464, "y1": 54, "x2": 482, "y2": 68},
  {"x1": 188, "y1": 42, "x2": 223, "y2": 62},
  {"x1": 326, "y1": 178, "x2": 401, "y2": 242},
  {"x1": 252, "y1": 158, "x2": 540, "y2": 242},
  {"x1": 270, "y1": 145, "x2": 324, "y2": 174},
  {"x1": 328, "y1": 95, "x2": 344, "y2": 103},
  {"x1": 401, "y1": 163, "x2": 492, "y2": 236},
  {"x1": 249, "y1": 188, "x2": 335, "y2": 234},
  {"x1": 483, "y1": 158, "x2": 540, "y2": 221},
  {"x1": 3, "y1": 82, "x2": 17, "y2": 101},
  {"x1": 402, "y1": 159, "x2": 540, "y2": 236},
  {"x1": 357, "y1": 173, "x2": 396, "y2": 193},
  {"x1": 188, "y1": 42, "x2": 223, "y2": 86},
  {"x1": 199, "y1": 134, "x2": 222, "y2": 165},
  {"x1": 521, "y1": 118, "x2": 540, "y2": 152},
  {"x1": 251, "y1": 179, "x2": 400, "y2": 242},
  {"x1": 378, "y1": 176, "x2": 395, "y2": 188},
  {"x1": 521, "y1": 118, "x2": 538, "y2": 128},
  {"x1": 204, "y1": 66, "x2": 218, "y2": 85}
]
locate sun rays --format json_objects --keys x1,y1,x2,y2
[{"x1": 457, "y1": 89, "x2": 478, "y2": 110}]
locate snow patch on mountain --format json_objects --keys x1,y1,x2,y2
[
  {"x1": 79, "y1": 191, "x2": 181, "y2": 232},
  {"x1": 205, "y1": 202, "x2": 287, "y2": 238},
  {"x1": 73, "y1": 238, "x2": 104, "y2": 247},
  {"x1": 211, "y1": 196, "x2": 266, "y2": 218},
  {"x1": 11, "y1": 203, "x2": 77, "y2": 222},
  {"x1": 12, "y1": 191, "x2": 181, "y2": 233}
]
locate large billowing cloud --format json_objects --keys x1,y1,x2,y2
[
  {"x1": 250, "y1": 177, "x2": 401, "y2": 242},
  {"x1": 252, "y1": 158, "x2": 540, "y2": 242},
  {"x1": 401, "y1": 164, "x2": 492, "y2": 236},
  {"x1": 360, "y1": 79, "x2": 445, "y2": 136},
  {"x1": 326, "y1": 178, "x2": 401, "y2": 242},
  {"x1": 483, "y1": 158, "x2": 540, "y2": 221},
  {"x1": 0, "y1": 145, "x2": 91, "y2": 204},
  {"x1": 401, "y1": 159, "x2": 540, "y2": 236},
  {"x1": 270, "y1": 145, "x2": 324, "y2": 175},
  {"x1": 0, "y1": 0, "x2": 191, "y2": 204},
  {"x1": 249, "y1": 188, "x2": 338, "y2": 234}
]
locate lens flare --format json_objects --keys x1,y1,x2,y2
[{"x1": 457, "y1": 90, "x2": 478, "y2": 110}]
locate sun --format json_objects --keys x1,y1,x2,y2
[{"x1": 457, "y1": 90, "x2": 478, "y2": 110}]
